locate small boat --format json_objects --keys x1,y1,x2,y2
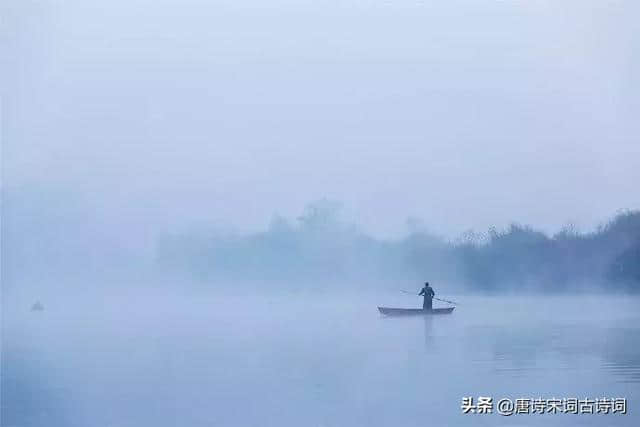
[{"x1": 378, "y1": 307, "x2": 454, "y2": 316}]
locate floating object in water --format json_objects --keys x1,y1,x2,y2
[
  {"x1": 31, "y1": 301, "x2": 44, "y2": 312},
  {"x1": 377, "y1": 307, "x2": 454, "y2": 316}
]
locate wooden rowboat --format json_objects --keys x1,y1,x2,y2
[{"x1": 377, "y1": 307, "x2": 455, "y2": 316}]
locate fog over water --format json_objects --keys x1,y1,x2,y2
[
  {"x1": 3, "y1": 292, "x2": 640, "y2": 426},
  {"x1": 3, "y1": 1, "x2": 640, "y2": 426}
]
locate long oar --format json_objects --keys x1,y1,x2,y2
[
  {"x1": 433, "y1": 296, "x2": 460, "y2": 305},
  {"x1": 400, "y1": 290, "x2": 460, "y2": 305}
]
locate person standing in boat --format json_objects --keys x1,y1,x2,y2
[{"x1": 418, "y1": 282, "x2": 435, "y2": 310}]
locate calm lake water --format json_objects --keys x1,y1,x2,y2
[{"x1": 3, "y1": 292, "x2": 639, "y2": 426}]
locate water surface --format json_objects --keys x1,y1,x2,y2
[{"x1": 3, "y1": 293, "x2": 639, "y2": 426}]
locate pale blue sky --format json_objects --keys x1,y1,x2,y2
[{"x1": 3, "y1": 0, "x2": 639, "y2": 241}]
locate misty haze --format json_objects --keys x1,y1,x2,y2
[{"x1": 2, "y1": 1, "x2": 639, "y2": 426}]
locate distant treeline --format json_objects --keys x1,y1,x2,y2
[{"x1": 157, "y1": 201, "x2": 640, "y2": 292}]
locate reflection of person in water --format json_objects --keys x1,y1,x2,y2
[{"x1": 418, "y1": 282, "x2": 435, "y2": 310}]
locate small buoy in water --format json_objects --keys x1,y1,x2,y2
[{"x1": 31, "y1": 301, "x2": 44, "y2": 311}]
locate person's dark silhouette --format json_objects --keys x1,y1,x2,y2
[{"x1": 418, "y1": 282, "x2": 435, "y2": 310}]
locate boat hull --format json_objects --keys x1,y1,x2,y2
[{"x1": 377, "y1": 307, "x2": 455, "y2": 316}]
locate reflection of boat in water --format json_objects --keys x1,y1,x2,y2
[
  {"x1": 377, "y1": 307, "x2": 454, "y2": 316},
  {"x1": 31, "y1": 301, "x2": 44, "y2": 312}
]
